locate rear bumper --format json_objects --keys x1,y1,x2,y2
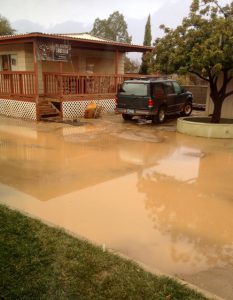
[{"x1": 116, "y1": 108, "x2": 157, "y2": 116}]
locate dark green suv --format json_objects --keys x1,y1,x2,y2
[{"x1": 116, "y1": 78, "x2": 193, "y2": 123}]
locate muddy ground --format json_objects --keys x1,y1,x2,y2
[{"x1": 0, "y1": 113, "x2": 233, "y2": 299}]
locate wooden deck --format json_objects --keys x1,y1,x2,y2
[
  {"x1": 0, "y1": 71, "x2": 154, "y2": 119},
  {"x1": 0, "y1": 71, "x2": 153, "y2": 100}
]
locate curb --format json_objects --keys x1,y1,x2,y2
[{"x1": 111, "y1": 250, "x2": 225, "y2": 300}]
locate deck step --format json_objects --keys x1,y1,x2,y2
[{"x1": 38, "y1": 98, "x2": 60, "y2": 119}]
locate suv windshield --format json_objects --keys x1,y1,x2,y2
[{"x1": 120, "y1": 82, "x2": 148, "y2": 96}]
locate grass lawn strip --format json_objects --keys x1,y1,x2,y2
[{"x1": 0, "y1": 204, "x2": 208, "y2": 300}]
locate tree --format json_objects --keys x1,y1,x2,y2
[
  {"x1": 124, "y1": 56, "x2": 140, "y2": 73},
  {"x1": 154, "y1": 0, "x2": 233, "y2": 123},
  {"x1": 139, "y1": 15, "x2": 153, "y2": 74},
  {"x1": 91, "y1": 11, "x2": 132, "y2": 43},
  {"x1": 0, "y1": 15, "x2": 15, "y2": 36}
]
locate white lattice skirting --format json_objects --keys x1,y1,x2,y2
[
  {"x1": 62, "y1": 99, "x2": 116, "y2": 119},
  {"x1": 0, "y1": 99, "x2": 37, "y2": 120}
]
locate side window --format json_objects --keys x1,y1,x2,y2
[
  {"x1": 172, "y1": 81, "x2": 182, "y2": 94},
  {"x1": 163, "y1": 82, "x2": 174, "y2": 95},
  {"x1": 152, "y1": 83, "x2": 165, "y2": 99},
  {"x1": 0, "y1": 54, "x2": 17, "y2": 71},
  {"x1": 1, "y1": 55, "x2": 11, "y2": 71}
]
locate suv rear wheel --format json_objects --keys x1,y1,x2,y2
[
  {"x1": 152, "y1": 106, "x2": 166, "y2": 124},
  {"x1": 122, "y1": 113, "x2": 133, "y2": 121}
]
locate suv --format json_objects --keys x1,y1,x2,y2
[{"x1": 116, "y1": 78, "x2": 193, "y2": 123}]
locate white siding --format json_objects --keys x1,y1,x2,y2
[{"x1": 0, "y1": 44, "x2": 26, "y2": 71}]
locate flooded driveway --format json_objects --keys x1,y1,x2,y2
[{"x1": 0, "y1": 114, "x2": 233, "y2": 299}]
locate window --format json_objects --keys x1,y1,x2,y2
[
  {"x1": 152, "y1": 83, "x2": 165, "y2": 99},
  {"x1": 163, "y1": 82, "x2": 174, "y2": 95},
  {"x1": 120, "y1": 82, "x2": 148, "y2": 96},
  {"x1": 0, "y1": 55, "x2": 12, "y2": 71},
  {"x1": 0, "y1": 55, "x2": 18, "y2": 72},
  {"x1": 172, "y1": 81, "x2": 182, "y2": 94}
]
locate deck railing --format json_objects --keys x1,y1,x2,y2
[
  {"x1": 0, "y1": 71, "x2": 155, "y2": 100},
  {"x1": 43, "y1": 72, "x2": 152, "y2": 98},
  {"x1": 0, "y1": 71, "x2": 36, "y2": 98}
]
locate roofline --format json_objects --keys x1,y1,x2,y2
[{"x1": 0, "y1": 33, "x2": 153, "y2": 52}]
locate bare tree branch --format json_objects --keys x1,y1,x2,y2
[
  {"x1": 211, "y1": 0, "x2": 229, "y2": 18},
  {"x1": 189, "y1": 70, "x2": 209, "y2": 82},
  {"x1": 225, "y1": 90, "x2": 233, "y2": 98}
]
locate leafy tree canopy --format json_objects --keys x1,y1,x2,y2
[
  {"x1": 154, "y1": 0, "x2": 233, "y2": 123},
  {"x1": 0, "y1": 15, "x2": 15, "y2": 36},
  {"x1": 91, "y1": 11, "x2": 132, "y2": 43}
]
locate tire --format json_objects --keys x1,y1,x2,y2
[
  {"x1": 152, "y1": 106, "x2": 166, "y2": 124},
  {"x1": 122, "y1": 113, "x2": 133, "y2": 121},
  {"x1": 181, "y1": 102, "x2": 192, "y2": 116}
]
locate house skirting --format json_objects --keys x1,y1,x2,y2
[
  {"x1": 0, "y1": 98, "x2": 37, "y2": 120},
  {"x1": 0, "y1": 97, "x2": 116, "y2": 121},
  {"x1": 62, "y1": 98, "x2": 116, "y2": 119}
]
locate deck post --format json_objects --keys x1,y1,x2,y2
[
  {"x1": 59, "y1": 62, "x2": 63, "y2": 99},
  {"x1": 115, "y1": 50, "x2": 119, "y2": 92},
  {"x1": 33, "y1": 39, "x2": 39, "y2": 120}
]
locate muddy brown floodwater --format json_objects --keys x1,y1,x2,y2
[{"x1": 0, "y1": 114, "x2": 233, "y2": 299}]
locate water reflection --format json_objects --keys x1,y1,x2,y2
[
  {"x1": 118, "y1": 133, "x2": 233, "y2": 275},
  {"x1": 145, "y1": 146, "x2": 201, "y2": 182},
  {"x1": 138, "y1": 166, "x2": 233, "y2": 273},
  {"x1": 0, "y1": 115, "x2": 233, "y2": 283},
  {"x1": 0, "y1": 118, "x2": 132, "y2": 200}
]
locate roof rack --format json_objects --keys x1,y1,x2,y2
[{"x1": 125, "y1": 76, "x2": 160, "y2": 81}]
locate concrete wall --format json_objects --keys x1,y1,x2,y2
[
  {"x1": 206, "y1": 76, "x2": 233, "y2": 119},
  {"x1": 206, "y1": 93, "x2": 233, "y2": 119},
  {"x1": 183, "y1": 85, "x2": 208, "y2": 106}
]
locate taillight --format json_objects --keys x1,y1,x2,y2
[{"x1": 148, "y1": 98, "x2": 154, "y2": 108}]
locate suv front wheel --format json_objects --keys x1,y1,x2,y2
[{"x1": 181, "y1": 102, "x2": 192, "y2": 116}]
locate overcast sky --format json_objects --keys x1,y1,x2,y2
[
  {"x1": 2, "y1": 0, "x2": 184, "y2": 26},
  {"x1": 0, "y1": 0, "x2": 231, "y2": 46}
]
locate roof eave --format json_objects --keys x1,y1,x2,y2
[{"x1": 0, "y1": 33, "x2": 153, "y2": 52}]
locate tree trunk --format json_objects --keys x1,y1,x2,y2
[{"x1": 211, "y1": 98, "x2": 223, "y2": 123}]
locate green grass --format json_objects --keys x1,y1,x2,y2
[{"x1": 0, "y1": 204, "x2": 208, "y2": 300}]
